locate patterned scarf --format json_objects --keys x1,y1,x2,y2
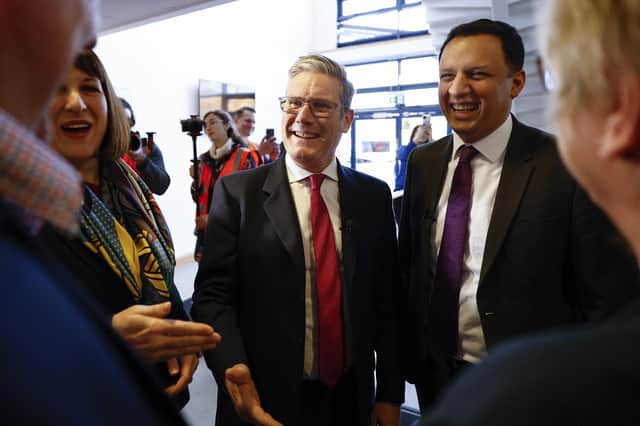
[{"x1": 79, "y1": 159, "x2": 176, "y2": 304}]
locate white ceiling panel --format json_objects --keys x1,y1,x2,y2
[{"x1": 99, "y1": 0, "x2": 236, "y2": 34}]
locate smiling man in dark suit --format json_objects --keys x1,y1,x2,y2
[
  {"x1": 192, "y1": 54, "x2": 404, "y2": 426},
  {"x1": 398, "y1": 18, "x2": 640, "y2": 413}
]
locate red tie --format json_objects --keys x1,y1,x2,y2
[{"x1": 309, "y1": 173, "x2": 344, "y2": 388}]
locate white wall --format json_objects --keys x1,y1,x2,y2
[{"x1": 96, "y1": 0, "x2": 434, "y2": 260}]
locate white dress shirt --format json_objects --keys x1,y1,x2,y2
[
  {"x1": 285, "y1": 154, "x2": 342, "y2": 378},
  {"x1": 431, "y1": 115, "x2": 512, "y2": 363}
]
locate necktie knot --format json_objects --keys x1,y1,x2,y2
[
  {"x1": 309, "y1": 173, "x2": 325, "y2": 190},
  {"x1": 458, "y1": 145, "x2": 478, "y2": 164}
]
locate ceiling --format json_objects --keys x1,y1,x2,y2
[{"x1": 99, "y1": 0, "x2": 235, "y2": 34}]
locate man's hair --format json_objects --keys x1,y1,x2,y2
[
  {"x1": 203, "y1": 109, "x2": 245, "y2": 146},
  {"x1": 288, "y1": 54, "x2": 355, "y2": 113},
  {"x1": 440, "y1": 19, "x2": 524, "y2": 74},
  {"x1": 74, "y1": 50, "x2": 130, "y2": 162},
  {"x1": 119, "y1": 97, "x2": 135, "y2": 127},
  {"x1": 542, "y1": 0, "x2": 640, "y2": 116},
  {"x1": 233, "y1": 106, "x2": 256, "y2": 119}
]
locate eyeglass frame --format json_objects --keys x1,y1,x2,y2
[{"x1": 278, "y1": 96, "x2": 346, "y2": 117}]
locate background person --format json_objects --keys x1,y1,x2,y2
[
  {"x1": 233, "y1": 105, "x2": 280, "y2": 163},
  {"x1": 395, "y1": 122, "x2": 432, "y2": 191},
  {"x1": 191, "y1": 109, "x2": 257, "y2": 262},
  {"x1": 192, "y1": 54, "x2": 404, "y2": 426},
  {"x1": 399, "y1": 18, "x2": 640, "y2": 412},
  {"x1": 39, "y1": 50, "x2": 220, "y2": 409},
  {"x1": 121, "y1": 97, "x2": 171, "y2": 194},
  {"x1": 422, "y1": 2, "x2": 640, "y2": 424},
  {"x1": 0, "y1": 0, "x2": 204, "y2": 424}
]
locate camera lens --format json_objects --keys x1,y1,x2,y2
[{"x1": 129, "y1": 131, "x2": 141, "y2": 151}]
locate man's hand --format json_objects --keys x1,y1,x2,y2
[
  {"x1": 111, "y1": 302, "x2": 221, "y2": 363},
  {"x1": 127, "y1": 148, "x2": 147, "y2": 167},
  {"x1": 258, "y1": 136, "x2": 279, "y2": 160},
  {"x1": 225, "y1": 363, "x2": 282, "y2": 426},
  {"x1": 370, "y1": 402, "x2": 401, "y2": 426},
  {"x1": 165, "y1": 354, "x2": 199, "y2": 395}
]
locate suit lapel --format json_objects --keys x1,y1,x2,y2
[
  {"x1": 481, "y1": 119, "x2": 535, "y2": 283},
  {"x1": 262, "y1": 159, "x2": 304, "y2": 266},
  {"x1": 422, "y1": 137, "x2": 453, "y2": 222},
  {"x1": 337, "y1": 164, "x2": 357, "y2": 297}
]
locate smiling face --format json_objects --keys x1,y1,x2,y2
[
  {"x1": 49, "y1": 67, "x2": 108, "y2": 173},
  {"x1": 439, "y1": 34, "x2": 525, "y2": 143},
  {"x1": 281, "y1": 71, "x2": 353, "y2": 172},
  {"x1": 234, "y1": 110, "x2": 255, "y2": 138}
]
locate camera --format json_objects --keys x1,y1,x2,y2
[
  {"x1": 129, "y1": 130, "x2": 143, "y2": 151},
  {"x1": 180, "y1": 115, "x2": 203, "y2": 136},
  {"x1": 265, "y1": 128, "x2": 275, "y2": 138},
  {"x1": 422, "y1": 114, "x2": 431, "y2": 126}
]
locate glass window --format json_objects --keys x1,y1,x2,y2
[
  {"x1": 398, "y1": 4, "x2": 428, "y2": 32},
  {"x1": 337, "y1": 0, "x2": 429, "y2": 46},
  {"x1": 351, "y1": 92, "x2": 398, "y2": 110},
  {"x1": 342, "y1": 0, "x2": 396, "y2": 16},
  {"x1": 403, "y1": 88, "x2": 439, "y2": 106},
  {"x1": 399, "y1": 56, "x2": 439, "y2": 85},
  {"x1": 354, "y1": 118, "x2": 397, "y2": 188},
  {"x1": 347, "y1": 61, "x2": 398, "y2": 89}
]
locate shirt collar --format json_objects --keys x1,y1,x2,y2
[
  {"x1": 452, "y1": 114, "x2": 512, "y2": 162},
  {"x1": 285, "y1": 154, "x2": 339, "y2": 183},
  {"x1": 0, "y1": 108, "x2": 82, "y2": 235}
]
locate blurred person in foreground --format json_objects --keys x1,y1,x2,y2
[
  {"x1": 121, "y1": 97, "x2": 171, "y2": 194},
  {"x1": 191, "y1": 109, "x2": 257, "y2": 262},
  {"x1": 399, "y1": 18, "x2": 640, "y2": 412},
  {"x1": 0, "y1": 0, "x2": 210, "y2": 424},
  {"x1": 192, "y1": 54, "x2": 404, "y2": 426},
  {"x1": 39, "y1": 49, "x2": 220, "y2": 409},
  {"x1": 422, "y1": 2, "x2": 640, "y2": 425},
  {"x1": 234, "y1": 105, "x2": 280, "y2": 163}
]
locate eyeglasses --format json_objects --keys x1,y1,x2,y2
[{"x1": 278, "y1": 96, "x2": 342, "y2": 117}]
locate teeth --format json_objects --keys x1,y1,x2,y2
[
  {"x1": 64, "y1": 124, "x2": 90, "y2": 129},
  {"x1": 452, "y1": 104, "x2": 477, "y2": 111}
]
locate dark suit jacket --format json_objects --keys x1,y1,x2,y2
[
  {"x1": 191, "y1": 158, "x2": 404, "y2": 425},
  {"x1": 0, "y1": 207, "x2": 186, "y2": 425},
  {"x1": 399, "y1": 116, "x2": 640, "y2": 382},
  {"x1": 423, "y1": 299, "x2": 640, "y2": 426}
]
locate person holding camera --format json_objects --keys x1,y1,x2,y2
[
  {"x1": 191, "y1": 109, "x2": 257, "y2": 262},
  {"x1": 394, "y1": 119, "x2": 432, "y2": 192},
  {"x1": 121, "y1": 97, "x2": 171, "y2": 195},
  {"x1": 233, "y1": 106, "x2": 280, "y2": 164}
]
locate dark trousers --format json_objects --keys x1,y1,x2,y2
[
  {"x1": 415, "y1": 355, "x2": 472, "y2": 415},
  {"x1": 301, "y1": 369, "x2": 360, "y2": 426}
]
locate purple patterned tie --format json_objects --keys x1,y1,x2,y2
[{"x1": 429, "y1": 145, "x2": 478, "y2": 358}]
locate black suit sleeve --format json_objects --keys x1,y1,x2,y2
[
  {"x1": 373, "y1": 183, "x2": 405, "y2": 403},
  {"x1": 139, "y1": 144, "x2": 171, "y2": 195},
  {"x1": 190, "y1": 176, "x2": 249, "y2": 386}
]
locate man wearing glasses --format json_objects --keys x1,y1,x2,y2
[{"x1": 192, "y1": 54, "x2": 404, "y2": 426}]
